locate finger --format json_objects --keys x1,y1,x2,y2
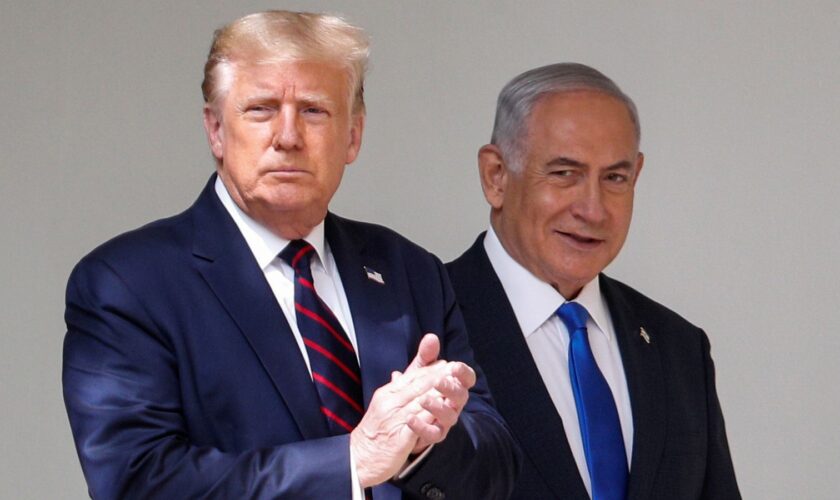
[
  {"x1": 404, "y1": 333, "x2": 440, "y2": 373},
  {"x1": 387, "y1": 359, "x2": 447, "y2": 396},
  {"x1": 447, "y1": 361, "x2": 477, "y2": 389},
  {"x1": 419, "y1": 392, "x2": 460, "y2": 428},
  {"x1": 403, "y1": 400, "x2": 437, "y2": 432},
  {"x1": 434, "y1": 376, "x2": 470, "y2": 410},
  {"x1": 407, "y1": 412, "x2": 446, "y2": 446},
  {"x1": 377, "y1": 364, "x2": 447, "y2": 413}
]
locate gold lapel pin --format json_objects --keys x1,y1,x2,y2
[{"x1": 639, "y1": 327, "x2": 651, "y2": 344}]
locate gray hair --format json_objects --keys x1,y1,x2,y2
[
  {"x1": 202, "y1": 10, "x2": 370, "y2": 115},
  {"x1": 490, "y1": 62, "x2": 640, "y2": 170}
]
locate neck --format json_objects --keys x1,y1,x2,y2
[{"x1": 254, "y1": 209, "x2": 323, "y2": 241}]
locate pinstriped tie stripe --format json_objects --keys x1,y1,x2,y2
[{"x1": 280, "y1": 240, "x2": 363, "y2": 435}]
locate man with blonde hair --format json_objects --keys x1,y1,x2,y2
[{"x1": 63, "y1": 11, "x2": 518, "y2": 499}]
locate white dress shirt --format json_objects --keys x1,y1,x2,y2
[{"x1": 483, "y1": 226, "x2": 634, "y2": 497}]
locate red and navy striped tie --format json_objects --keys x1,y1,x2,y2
[{"x1": 280, "y1": 240, "x2": 364, "y2": 435}]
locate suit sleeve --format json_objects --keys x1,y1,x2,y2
[
  {"x1": 62, "y1": 257, "x2": 352, "y2": 500},
  {"x1": 390, "y1": 257, "x2": 521, "y2": 499},
  {"x1": 699, "y1": 331, "x2": 741, "y2": 499}
]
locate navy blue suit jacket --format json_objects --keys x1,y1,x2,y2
[
  {"x1": 447, "y1": 234, "x2": 739, "y2": 499},
  {"x1": 63, "y1": 178, "x2": 518, "y2": 499}
]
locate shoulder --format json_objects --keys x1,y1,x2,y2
[
  {"x1": 600, "y1": 273, "x2": 709, "y2": 348},
  {"x1": 328, "y1": 213, "x2": 440, "y2": 267},
  {"x1": 327, "y1": 213, "x2": 454, "y2": 313},
  {"x1": 81, "y1": 209, "x2": 192, "y2": 268},
  {"x1": 67, "y1": 207, "x2": 195, "y2": 302},
  {"x1": 445, "y1": 233, "x2": 489, "y2": 285},
  {"x1": 601, "y1": 274, "x2": 693, "y2": 320},
  {"x1": 73, "y1": 175, "x2": 223, "y2": 276}
]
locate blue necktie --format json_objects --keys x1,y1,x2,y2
[
  {"x1": 557, "y1": 301, "x2": 628, "y2": 500},
  {"x1": 280, "y1": 240, "x2": 363, "y2": 435}
]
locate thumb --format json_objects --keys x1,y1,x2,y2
[{"x1": 404, "y1": 333, "x2": 440, "y2": 373}]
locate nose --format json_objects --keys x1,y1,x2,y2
[
  {"x1": 571, "y1": 178, "x2": 608, "y2": 225},
  {"x1": 271, "y1": 106, "x2": 303, "y2": 151}
]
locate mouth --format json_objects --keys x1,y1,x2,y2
[
  {"x1": 264, "y1": 166, "x2": 308, "y2": 176},
  {"x1": 556, "y1": 230, "x2": 604, "y2": 249}
]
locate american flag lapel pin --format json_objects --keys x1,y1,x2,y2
[
  {"x1": 639, "y1": 327, "x2": 651, "y2": 344},
  {"x1": 363, "y1": 266, "x2": 384, "y2": 285}
]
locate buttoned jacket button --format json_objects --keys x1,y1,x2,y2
[{"x1": 419, "y1": 482, "x2": 445, "y2": 500}]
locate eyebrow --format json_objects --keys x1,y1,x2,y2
[
  {"x1": 241, "y1": 92, "x2": 334, "y2": 106},
  {"x1": 605, "y1": 160, "x2": 634, "y2": 170},
  {"x1": 236, "y1": 94, "x2": 276, "y2": 110},
  {"x1": 294, "y1": 91, "x2": 332, "y2": 104},
  {"x1": 546, "y1": 156, "x2": 633, "y2": 170}
]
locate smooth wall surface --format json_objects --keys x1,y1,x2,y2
[{"x1": 2, "y1": 1, "x2": 837, "y2": 498}]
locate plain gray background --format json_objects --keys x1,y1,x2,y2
[{"x1": 2, "y1": 1, "x2": 838, "y2": 498}]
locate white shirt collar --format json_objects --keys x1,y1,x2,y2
[
  {"x1": 483, "y1": 225, "x2": 612, "y2": 340},
  {"x1": 214, "y1": 176, "x2": 328, "y2": 271}
]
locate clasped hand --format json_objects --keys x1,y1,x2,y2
[{"x1": 350, "y1": 333, "x2": 476, "y2": 487}]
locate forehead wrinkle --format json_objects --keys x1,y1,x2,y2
[
  {"x1": 232, "y1": 70, "x2": 342, "y2": 108},
  {"x1": 240, "y1": 91, "x2": 280, "y2": 102}
]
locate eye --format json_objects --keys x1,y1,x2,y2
[
  {"x1": 603, "y1": 171, "x2": 635, "y2": 193},
  {"x1": 548, "y1": 169, "x2": 581, "y2": 185},
  {"x1": 302, "y1": 106, "x2": 327, "y2": 115},
  {"x1": 243, "y1": 105, "x2": 275, "y2": 119},
  {"x1": 605, "y1": 172, "x2": 629, "y2": 183}
]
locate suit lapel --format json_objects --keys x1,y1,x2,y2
[
  {"x1": 190, "y1": 176, "x2": 328, "y2": 439},
  {"x1": 600, "y1": 275, "x2": 666, "y2": 499},
  {"x1": 325, "y1": 214, "x2": 410, "y2": 407},
  {"x1": 453, "y1": 237, "x2": 589, "y2": 499}
]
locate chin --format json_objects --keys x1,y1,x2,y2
[{"x1": 268, "y1": 197, "x2": 327, "y2": 217}]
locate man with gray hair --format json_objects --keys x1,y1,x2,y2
[
  {"x1": 63, "y1": 11, "x2": 518, "y2": 499},
  {"x1": 447, "y1": 63, "x2": 739, "y2": 499}
]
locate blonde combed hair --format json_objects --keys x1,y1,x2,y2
[{"x1": 202, "y1": 10, "x2": 370, "y2": 114}]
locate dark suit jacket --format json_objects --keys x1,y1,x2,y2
[
  {"x1": 446, "y1": 234, "x2": 739, "y2": 499},
  {"x1": 62, "y1": 178, "x2": 519, "y2": 500}
]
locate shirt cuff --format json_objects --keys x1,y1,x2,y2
[
  {"x1": 350, "y1": 444, "x2": 365, "y2": 500},
  {"x1": 350, "y1": 442, "x2": 435, "y2": 497},
  {"x1": 395, "y1": 444, "x2": 435, "y2": 479}
]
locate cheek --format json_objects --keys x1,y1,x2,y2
[
  {"x1": 322, "y1": 128, "x2": 352, "y2": 159},
  {"x1": 222, "y1": 124, "x2": 245, "y2": 156},
  {"x1": 529, "y1": 190, "x2": 571, "y2": 226},
  {"x1": 610, "y1": 198, "x2": 635, "y2": 230},
  {"x1": 229, "y1": 120, "x2": 270, "y2": 148}
]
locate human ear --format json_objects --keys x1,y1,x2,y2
[
  {"x1": 478, "y1": 144, "x2": 509, "y2": 209},
  {"x1": 632, "y1": 151, "x2": 644, "y2": 186},
  {"x1": 344, "y1": 113, "x2": 365, "y2": 165},
  {"x1": 203, "y1": 105, "x2": 224, "y2": 161}
]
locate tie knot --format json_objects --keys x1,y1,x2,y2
[
  {"x1": 279, "y1": 239, "x2": 315, "y2": 271},
  {"x1": 557, "y1": 301, "x2": 589, "y2": 333}
]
